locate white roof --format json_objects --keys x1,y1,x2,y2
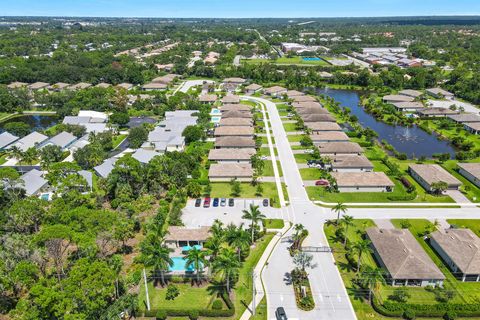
[
  {"x1": 132, "y1": 149, "x2": 160, "y2": 164},
  {"x1": 78, "y1": 110, "x2": 108, "y2": 121},
  {"x1": 20, "y1": 169, "x2": 48, "y2": 196},
  {"x1": 0, "y1": 132, "x2": 19, "y2": 149},
  {"x1": 94, "y1": 157, "x2": 117, "y2": 178},
  {"x1": 43, "y1": 131, "x2": 77, "y2": 149},
  {"x1": 10, "y1": 132, "x2": 48, "y2": 151}
]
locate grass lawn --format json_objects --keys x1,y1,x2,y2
[
  {"x1": 442, "y1": 161, "x2": 480, "y2": 202},
  {"x1": 250, "y1": 297, "x2": 267, "y2": 320},
  {"x1": 287, "y1": 135, "x2": 304, "y2": 142},
  {"x1": 446, "y1": 219, "x2": 480, "y2": 237},
  {"x1": 0, "y1": 155, "x2": 7, "y2": 165},
  {"x1": 278, "y1": 110, "x2": 289, "y2": 117},
  {"x1": 260, "y1": 136, "x2": 275, "y2": 144},
  {"x1": 262, "y1": 160, "x2": 283, "y2": 177},
  {"x1": 230, "y1": 233, "x2": 274, "y2": 318},
  {"x1": 283, "y1": 122, "x2": 298, "y2": 132},
  {"x1": 294, "y1": 153, "x2": 314, "y2": 163},
  {"x1": 138, "y1": 282, "x2": 212, "y2": 312},
  {"x1": 390, "y1": 219, "x2": 480, "y2": 304},
  {"x1": 300, "y1": 168, "x2": 320, "y2": 180},
  {"x1": 112, "y1": 134, "x2": 127, "y2": 149},
  {"x1": 258, "y1": 147, "x2": 278, "y2": 157},
  {"x1": 263, "y1": 219, "x2": 285, "y2": 229}
]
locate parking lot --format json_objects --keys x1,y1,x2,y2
[{"x1": 182, "y1": 198, "x2": 283, "y2": 228}]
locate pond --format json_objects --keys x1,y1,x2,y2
[
  {"x1": 0, "y1": 114, "x2": 59, "y2": 133},
  {"x1": 317, "y1": 88, "x2": 456, "y2": 158}
]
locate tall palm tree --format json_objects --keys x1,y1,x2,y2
[
  {"x1": 185, "y1": 247, "x2": 209, "y2": 285},
  {"x1": 352, "y1": 239, "x2": 373, "y2": 273},
  {"x1": 242, "y1": 204, "x2": 266, "y2": 243},
  {"x1": 226, "y1": 226, "x2": 251, "y2": 261},
  {"x1": 340, "y1": 215, "x2": 355, "y2": 247},
  {"x1": 359, "y1": 265, "x2": 385, "y2": 301},
  {"x1": 333, "y1": 202, "x2": 347, "y2": 226},
  {"x1": 213, "y1": 248, "x2": 241, "y2": 293},
  {"x1": 9, "y1": 146, "x2": 22, "y2": 160},
  {"x1": 210, "y1": 219, "x2": 225, "y2": 239},
  {"x1": 139, "y1": 235, "x2": 173, "y2": 287},
  {"x1": 20, "y1": 147, "x2": 38, "y2": 165},
  {"x1": 292, "y1": 224, "x2": 307, "y2": 250},
  {"x1": 204, "y1": 234, "x2": 223, "y2": 261}
]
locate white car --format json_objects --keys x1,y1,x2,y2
[
  {"x1": 304, "y1": 149, "x2": 314, "y2": 154},
  {"x1": 261, "y1": 155, "x2": 268, "y2": 160}
]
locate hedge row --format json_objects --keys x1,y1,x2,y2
[
  {"x1": 387, "y1": 192, "x2": 417, "y2": 201},
  {"x1": 143, "y1": 293, "x2": 234, "y2": 318},
  {"x1": 372, "y1": 296, "x2": 480, "y2": 318}
]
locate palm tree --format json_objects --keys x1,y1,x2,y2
[
  {"x1": 210, "y1": 219, "x2": 225, "y2": 239},
  {"x1": 139, "y1": 235, "x2": 173, "y2": 287},
  {"x1": 226, "y1": 225, "x2": 251, "y2": 261},
  {"x1": 213, "y1": 248, "x2": 241, "y2": 293},
  {"x1": 333, "y1": 202, "x2": 347, "y2": 226},
  {"x1": 20, "y1": 147, "x2": 38, "y2": 165},
  {"x1": 359, "y1": 265, "x2": 385, "y2": 301},
  {"x1": 185, "y1": 247, "x2": 209, "y2": 285},
  {"x1": 242, "y1": 204, "x2": 266, "y2": 243},
  {"x1": 9, "y1": 146, "x2": 22, "y2": 160},
  {"x1": 204, "y1": 234, "x2": 223, "y2": 261},
  {"x1": 291, "y1": 224, "x2": 307, "y2": 250},
  {"x1": 340, "y1": 215, "x2": 355, "y2": 247},
  {"x1": 352, "y1": 239, "x2": 373, "y2": 273}
]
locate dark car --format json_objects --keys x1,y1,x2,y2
[
  {"x1": 262, "y1": 198, "x2": 269, "y2": 207},
  {"x1": 315, "y1": 179, "x2": 330, "y2": 186},
  {"x1": 228, "y1": 198, "x2": 235, "y2": 207},
  {"x1": 194, "y1": 198, "x2": 202, "y2": 207},
  {"x1": 275, "y1": 307, "x2": 287, "y2": 320},
  {"x1": 220, "y1": 198, "x2": 227, "y2": 207},
  {"x1": 203, "y1": 197, "x2": 211, "y2": 208},
  {"x1": 213, "y1": 198, "x2": 219, "y2": 207}
]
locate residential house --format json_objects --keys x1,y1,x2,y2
[
  {"x1": 221, "y1": 95, "x2": 240, "y2": 104},
  {"x1": 69, "y1": 82, "x2": 92, "y2": 90},
  {"x1": 366, "y1": 228, "x2": 445, "y2": 287},
  {"x1": 458, "y1": 163, "x2": 480, "y2": 188},
  {"x1": 7, "y1": 82, "x2": 28, "y2": 90},
  {"x1": 198, "y1": 94, "x2": 217, "y2": 103},
  {"x1": 264, "y1": 86, "x2": 287, "y2": 97},
  {"x1": 208, "y1": 163, "x2": 253, "y2": 182},
  {"x1": 430, "y1": 228, "x2": 480, "y2": 282},
  {"x1": 316, "y1": 142, "x2": 364, "y2": 156},
  {"x1": 332, "y1": 172, "x2": 394, "y2": 192},
  {"x1": 409, "y1": 164, "x2": 462, "y2": 192},
  {"x1": 218, "y1": 118, "x2": 252, "y2": 127},
  {"x1": 292, "y1": 95, "x2": 317, "y2": 103},
  {"x1": 48, "y1": 82, "x2": 70, "y2": 91},
  {"x1": 391, "y1": 102, "x2": 425, "y2": 112},
  {"x1": 399, "y1": 89, "x2": 423, "y2": 99},
  {"x1": 142, "y1": 82, "x2": 167, "y2": 91},
  {"x1": 41, "y1": 131, "x2": 77, "y2": 150},
  {"x1": 301, "y1": 114, "x2": 336, "y2": 123},
  {"x1": 0, "y1": 132, "x2": 19, "y2": 150},
  {"x1": 310, "y1": 131, "x2": 350, "y2": 143},
  {"x1": 131, "y1": 149, "x2": 160, "y2": 164},
  {"x1": 447, "y1": 113, "x2": 480, "y2": 124},
  {"x1": 19, "y1": 169, "x2": 48, "y2": 196},
  {"x1": 383, "y1": 95, "x2": 415, "y2": 103},
  {"x1": 208, "y1": 148, "x2": 256, "y2": 163},
  {"x1": 305, "y1": 122, "x2": 342, "y2": 132},
  {"x1": 464, "y1": 122, "x2": 480, "y2": 134},
  {"x1": 28, "y1": 82, "x2": 50, "y2": 91},
  {"x1": 418, "y1": 108, "x2": 459, "y2": 118},
  {"x1": 330, "y1": 155, "x2": 374, "y2": 172},
  {"x1": 214, "y1": 126, "x2": 254, "y2": 137},
  {"x1": 215, "y1": 136, "x2": 256, "y2": 149},
  {"x1": 165, "y1": 226, "x2": 210, "y2": 249},
  {"x1": 9, "y1": 131, "x2": 48, "y2": 152},
  {"x1": 244, "y1": 83, "x2": 262, "y2": 94},
  {"x1": 222, "y1": 110, "x2": 252, "y2": 119},
  {"x1": 426, "y1": 88, "x2": 454, "y2": 99},
  {"x1": 94, "y1": 157, "x2": 117, "y2": 178},
  {"x1": 116, "y1": 83, "x2": 134, "y2": 91}
]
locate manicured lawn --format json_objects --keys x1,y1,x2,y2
[
  {"x1": 294, "y1": 153, "x2": 314, "y2": 163},
  {"x1": 261, "y1": 136, "x2": 275, "y2": 144},
  {"x1": 233, "y1": 233, "x2": 274, "y2": 318},
  {"x1": 112, "y1": 134, "x2": 127, "y2": 149},
  {"x1": 390, "y1": 219, "x2": 480, "y2": 304},
  {"x1": 250, "y1": 297, "x2": 267, "y2": 320},
  {"x1": 262, "y1": 160, "x2": 283, "y2": 177},
  {"x1": 258, "y1": 147, "x2": 277, "y2": 157},
  {"x1": 138, "y1": 282, "x2": 212, "y2": 312},
  {"x1": 442, "y1": 161, "x2": 480, "y2": 202},
  {"x1": 263, "y1": 219, "x2": 284, "y2": 229},
  {"x1": 300, "y1": 168, "x2": 320, "y2": 180},
  {"x1": 287, "y1": 135, "x2": 303, "y2": 142},
  {"x1": 0, "y1": 155, "x2": 7, "y2": 165},
  {"x1": 283, "y1": 122, "x2": 298, "y2": 132},
  {"x1": 447, "y1": 219, "x2": 480, "y2": 237}
]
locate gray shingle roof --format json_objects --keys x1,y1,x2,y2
[
  {"x1": 11, "y1": 132, "x2": 48, "y2": 151},
  {"x1": 0, "y1": 132, "x2": 19, "y2": 149}
]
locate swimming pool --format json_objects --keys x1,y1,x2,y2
[
  {"x1": 170, "y1": 257, "x2": 202, "y2": 272},
  {"x1": 210, "y1": 108, "x2": 221, "y2": 116},
  {"x1": 303, "y1": 57, "x2": 321, "y2": 61},
  {"x1": 40, "y1": 193, "x2": 50, "y2": 201},
  {"x1": 211, "y1": 116, "x2": 221, "y2": 123}
]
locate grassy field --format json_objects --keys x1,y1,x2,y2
[
  {"x1": 300, "y1": 168, "x2": 321, "y2": 180},
  {"x1": 294, "y1": 153, "x2": 314, "y2": 163},
  {"x1": 258, "y1": 147, "x2": 278, "y2": 157},
  {"x1": 287, "y1": 134, "x2": 304, "y2": 142},
  {"x1": 263, "y1": 219, "x2": 285, "y2": 229},
  {"x1": 283, "y1": 122, "x2": 298, "y2": 132},
  {"x1": 262, "y1": 160, "x2": 283, "y2": 177},
  {"x1": 447, "y1": 219, "x2": 480, "y2": 237}
]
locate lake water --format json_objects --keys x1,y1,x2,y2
[
  {"x1": 0, "y1": 115, "x2": 58, "y2": 133},
  {"x1": 317, "y1": 88, "x2": 456, "y2": 158}
]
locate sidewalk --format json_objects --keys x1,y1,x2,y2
[{"x1": 239, "y1": 224, "x2": 291, "y2": 320}]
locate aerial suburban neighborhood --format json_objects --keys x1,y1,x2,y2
[{"x1": 3, "y1": 2, "x2": 480, "y2": 320}]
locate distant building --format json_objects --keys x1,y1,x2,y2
[
  {"x1": 9, "y1": 132, "x2": 48, "y2": 152},
  {"x1": 426, "y1": 88, "x2": 454, "y2": 99}
]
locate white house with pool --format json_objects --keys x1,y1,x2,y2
[{"x1": 165, "y1": 226, "x2": 210, "y2": 274}]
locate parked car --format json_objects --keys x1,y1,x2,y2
[
  {"x1": 194, "y1": 198, "x2": 201, "y2": 207},
  {"x1": 220, "y1": 198, "x2": 226, "y2": 207},
  {"x1": 262, "y1": 198, "x2": 269, "y2": 207},
  {"x1": 203, "y1": 197, "x2": 211, "y2": 208},
  {"x1": 228, "y1": 198, "x2": 235, "y2": 207},
  {"x1": 261, "y1": 155, "x2": 268, "y2": 160},
  {"x1": 315, "y1": 179, "x2": 330, "y2": 186},
  {"x1": 275, "y1": 307, "x2": 287, "y2": 320},
  {"x1": 213, "y1": 198, "x2": 219, "y2": 207},
  {"x1": 304, "y1": 149, "x2": 314, "y2": 154}
]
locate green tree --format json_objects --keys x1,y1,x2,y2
[
  {"x1": 230, "y1": 179, "x2": 242, "y2": 197},
  {"x1": 184, "y1": 247, "x2": 209, "y2": 284},
  {"x1": 352, "y1": 239, "x2": 373, "y2": 273},
  {"x1": 4, "y1": 122, "x2": 31, "y2": 137},
  {"x1": 358, "y1": 265, "x2": 385, "y2": 301},
  {"x1": 431, "y1": 181, "x2": 448, "y2": 195},
  {"x1": 128, "y1": 126, "x2": 149, "y2": 149},
  {"x1": 340, "y1": 215, "x2": 354, "y2": 247},
  {"x1": 242, "y1": 204, "x2": 266, "y2": 243},
  {"x1": 19, "y1": 147, "x2": 38, "y2": 165},
  {"x1": 182, "y1": 125, "x2": 205, "y2": 144},
  {"x1": 39, "y1": 144, "x2": 64, "y2": 168},
  {"x1": 333, "y1": 202, "x2": 347, "y2": 226},
  {"x1": 139, "y1": 234, "x2": 173, "y2": 287},
  {"x1": 213, "y1": 248, "x2": 241, "y2": 293}
]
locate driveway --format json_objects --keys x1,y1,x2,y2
[{"x1": 445, "y1": 190, "x2": 472, "y2": 204}]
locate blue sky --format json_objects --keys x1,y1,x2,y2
[{"x1": 2, "y1": 0, "x2": 480, "y2": 18}]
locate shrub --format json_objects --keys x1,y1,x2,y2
[
  {"x1": 391, "y1": 287, "x2": 411, "y2": 303},
  {"x1": 212, "y1": 299, "x2": 223, "y2": 310},
  {"x1": 444, "y1": 310, "x2": 457, "y2": 320},
  {"x1": 166, "y1": 284, "x2": 180, "y2": 300},
  {"x1": 189, "y1": 310, "x2": 199, "y2": 320},
  {"x1": 155, "y1": 310, "x2": 167, "y2": 320},
  {"x1": 403, "y1": 309, "x2": 415, "y2": 320}
]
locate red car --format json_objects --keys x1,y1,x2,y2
[
  {"x1": 203, "y1": 197, "x2": 211, "y2": 208},
  {"x1": 315, "y1": 180, "x2": 330, "y2": 186}
]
